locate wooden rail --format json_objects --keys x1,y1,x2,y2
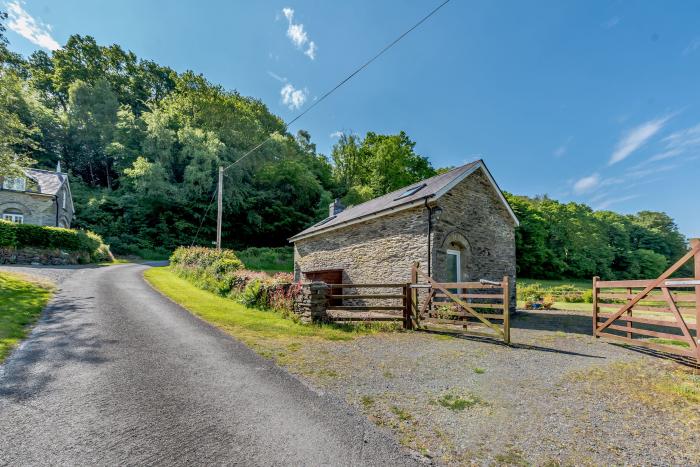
[
  {"x1": 324, "y1": 283, "x2": 408, "y2": 324},
  {"x1": 410, "y1": 263, "x2": 511, "y2": 344},
  {"x1": 593, "y1": 239, "x2": 700, "y2": 364}
]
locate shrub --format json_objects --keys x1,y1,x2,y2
[
  {"x1": 169, "y1": 246, "x2": 301, "y2": 314},
  {"x1": 0, "y1": 220, "x2": 112, "y2": 262},
  {"x1": 236, "y1": 246, "x2": 293, "y2": 272}
]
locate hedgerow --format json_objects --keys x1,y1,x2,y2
[
  {"x1": 0, "y1": 220, "x2": 113, "y2": 262},
  {"x1": 169, "y1": 246, "x2": 300, "y2": 315}
]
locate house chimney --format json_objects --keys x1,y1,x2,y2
[
  {"x1": 56, "y1": 160, "x2": 62, "y2": 173},
  {"x1": 329, "y1": 198, "x2": 344, "y2": 217}
]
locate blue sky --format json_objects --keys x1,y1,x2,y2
[{"x1": 4, "y1": 0, "x2": 700, "y2": 237}]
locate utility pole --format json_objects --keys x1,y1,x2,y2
[{"x1": 216, "y1": 166, "x2": 223, "y2": 249}]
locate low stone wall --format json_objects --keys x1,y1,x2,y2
[
  {"x1": 0, "y1": 247, "x2": 89, "y2": 265},
  {"x1": 293, "y1": 282, "x2": 329, "y2": 323}
]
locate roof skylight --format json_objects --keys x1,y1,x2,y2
[{"x1": 395, "y1": 183, "x2": 426, "y2": 200}]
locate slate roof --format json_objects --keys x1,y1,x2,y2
[
  {"x1": 24, "y1": 168, "x2": 68, "y2": 195},
  {"x1": 290, "y1": 160, "x2": 503, "y2": 242}
]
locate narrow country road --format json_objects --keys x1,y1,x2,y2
[{"x1": 0, "y1": 264, "x2": 418, "y2": 466}]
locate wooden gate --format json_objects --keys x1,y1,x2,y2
[
  {"x1": 409, "y1": 263, "x2": 511, "y2": 343},
  {"x1": 594, "y1": 239, "x2": 700, "y2": 364}
]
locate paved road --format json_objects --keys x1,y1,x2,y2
[{"x1": 0, "y1": 264, "x2": 419, "y2": 466}]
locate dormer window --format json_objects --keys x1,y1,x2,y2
[{"x1": 2, "y1": 177, "x2": 26, "y2": 192}]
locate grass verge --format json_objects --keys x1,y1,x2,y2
[
  {"x1": 143, "y1": 267, "x2": 387, "y2": 358},
  {"x1": 0, "y1": 272, "x2": 54, "y2": 363}
]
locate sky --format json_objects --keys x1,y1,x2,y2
[{"x1": 3, "y1": 0, "x2": 700, "y2": 237}]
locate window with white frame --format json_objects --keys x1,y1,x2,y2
[
  {"x1": 62, "y1": 192, "x2": 66, "y2": 209},
  {"x1": 2, "y1": 212, "x2": 24, "y2": 223},
  {"x1": 2, "y1": 177, "x2": 26, "y2": 191}
]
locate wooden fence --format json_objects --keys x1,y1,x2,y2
[
  {"x1": 594, "y1": 239, "x2": 700, "y2": 364},
  {"x1": 410, "y1": 264, "x2": 511, "y2": 343},
  {"x1": 325, "y1": 283, "x2": 409, "y2": 325}
]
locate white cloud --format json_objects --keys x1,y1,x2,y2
[
  {"x1": 683, "y1": 37, "x2": 700, "y2": 56},
  {"x1": 329, "y1": 131, "x2": 344, "y2": 138},
  {"x1": 602, "y1": 16, "x2": 620, "y2": 29},
  {"x1": 304, "y1": 41, "x2": 317, "y2": 60},
  {"x1": 267, "y1": 71, "x2": 287, "y2": 83},
  {"x1": 553, "y1": 137, "x2": 573, "y2": 158},
  {"x1": 280, "y1": 83, "x2": 308, "y2": 110},
  {"x1": 6, "y1": 1, "x2": 60, "y2": 51},
  {"x1": 594, "y1": 194, "x2": 639, "y2": 210},
  {"x1": 573, "y1": 173, "x2": 600, "y2": 194},
  {"x1": 281, "y1": 7, "x2": 316, "y2": 60},
  {"x1": 663, "y1": 122, "x2": 700, "y2": 150},
  {"x1": 609, "y1": 116, "x2": 670, "y2": 165}
]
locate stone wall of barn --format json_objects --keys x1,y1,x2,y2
[
  {"x1": 431, "y1": 168, "x2": 517, "y2": 311},
  {"x1": 294, "y1": 206, "x2": 430, "y2": 285},
  {"x1": 292, "y1": 167, "x2": 517, "y2": 312}
]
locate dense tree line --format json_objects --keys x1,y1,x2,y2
[{"x1": 0, "y1": 18, "x2": 690, "y2": 278}]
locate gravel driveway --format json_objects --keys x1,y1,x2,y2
[
  {"x1": 278, "y1": 311, "x2": 700, "y2": 465},
  {"x1": 0, "y1": 264, "x2": 418, "y2": 466}
]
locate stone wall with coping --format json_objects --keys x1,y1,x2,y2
[
  {"x1": 0, "y1": 247, "x2": 89, "y2": 265},
  {"x1": 292, "y1": 282, "x2": 329, "y2": 323}
]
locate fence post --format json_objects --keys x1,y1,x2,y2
[
  {"x1": 502, "y1": 275, "x2": 510, "y2": 344},
  {"x1": 411, "y1": 262, "x2": 419, "y2": 329},
  {"x1": 692, "y1": 238, "x2": 700, "y2": 364},
  {"x1": 592, "y1": 276, "x2": 599, "y2": 337},
  {"x1": 403, "y1": 283, "x2": 412, "y2": 330}
]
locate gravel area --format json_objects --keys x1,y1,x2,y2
[
  {"x1": 0, "y1": 264, "x2": 90, "y2": 285},
  {"x1": 280, "y1": 311, "x2": 700, "y2": 465}
]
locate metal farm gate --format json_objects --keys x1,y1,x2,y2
[{"x1": 594, "y1": 239, "x2": 700, "y2": 364}]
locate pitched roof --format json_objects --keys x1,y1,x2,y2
[
  {"x1": 25, "y1": 168, "x2": 68, "y2": 195},
  {"x1": 289, "y1": 159, "x2": 518, "y2": 242}
]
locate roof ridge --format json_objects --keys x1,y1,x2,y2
[{"x1": 26, "y1": 167, "x2": 68, "y2": 176}]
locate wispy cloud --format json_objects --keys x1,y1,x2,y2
[
  {"x1": 602, "y1": 16, "x2": 620, "y2": 29},
  {"x1": 573, "y1": 173, "x2": 600, "y2": 194},
  {"x1": 553, "y1": 137, "x2": 573, "y2": 158},
  {"x1": 663, "y1": 122, "x2": 700, "y2": 150},
  {"x1": 683, "y1": 37, "x2": 700, "y2": 56},
  {"x1": 280, "y1": 83, "x2": 308, "y2": 110},
  {"x1": 329, "y1": 131, "x2": 344, "y2": 138},
  {"x1": 594, "y1": 194, "x2": 639, "y2": 210},
  {"x1": 281, "y1": 7, "x2": 316, "y2": 60},
  {"x1": 5, "y1": 1, "x2": 59, "y2": 51},
  {"x1": 267, "y1": 71, "x2": 287, "y2": 83},
  {"x1": 609, "y1": 115, "x2": 671, "y2": 165}
]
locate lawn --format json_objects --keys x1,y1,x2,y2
[
  {"x1": 0, "y1": 272, "x2": 54, "y2": 363},
  {"x1": 143, "y1": 267, "x2": 385, "y2": 359},
  {"x1": 518, "y1": 277, "x2": 592, "y2": 290}
]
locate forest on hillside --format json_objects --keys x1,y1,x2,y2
[{"x1": 0, "y1": 14, "x2": 690, "y2": 279}]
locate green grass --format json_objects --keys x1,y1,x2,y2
[
  {"x1": 518, "y1": 277, "x2": 591, "y2": 290},
  {"x1": 236, "y1": 246, "x2": 293, "y2": 274},
  {"x1": 143, "y1": 267, "x2": 379, "y2": 352},
  {"x1": 647, "y1": 337, "x2": 691, "y2": 349},
  {"x1": 434, "y1": 392, "x2": 483, "y2": 411},
  {"x1": 0, "y1": 272, "x2": 54, "y2": 362}
]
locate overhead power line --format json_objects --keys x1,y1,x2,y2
[
  {"x1": 222, "y1": 0, "x2": 452, "y2": 172},
  {"x1": 193, "y1": 0, "x2": 452, "y2": 247}
]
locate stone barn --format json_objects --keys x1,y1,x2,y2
[{"x1": 289, "y1": 160, "x2": 519, "y2": 310}]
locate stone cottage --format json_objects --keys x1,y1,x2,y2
[
  {"x1": 0, "y1": 165, "x2": 75, "y2": 228},
  {"x1": 289, "y1": 160, "x2": 519, "y2": 310}
]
